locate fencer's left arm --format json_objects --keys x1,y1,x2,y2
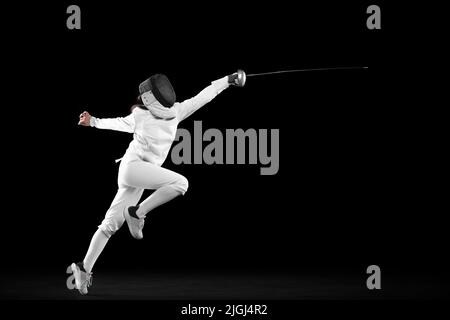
[
  {"x1": 174, "y1": 76, "x2": 230, "y2": 122},
  {"x1": 89, "y1": 113, "x2": 135, "y2": 133}
]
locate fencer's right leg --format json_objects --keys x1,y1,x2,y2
[
  {"x1": 121, "y1": 161, "x2": 188, "y2": 218},
  {"x1": 82, "y1": 186, "x2": 143, "y2": 274},
  {"x1": 136, "y1": 183, "x2": 187, "y2": 217},
  {"x1": 120, "y1": 161, "x2": 188, "y2": 239}
]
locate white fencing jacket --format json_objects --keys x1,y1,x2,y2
[{"x1": 90, "y1": 76, "x2": 230, "y2": 166}]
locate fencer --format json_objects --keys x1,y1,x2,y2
[{"x1": 70, "y1": 72, "x2": 244, "y2": 295}]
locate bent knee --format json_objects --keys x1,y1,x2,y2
[
  {"x1": 172, "y1": 175, "x2": 189, "y2": 195},
  {"x1": 99, "y1": 215, "x2": 125, "y2": 238}
]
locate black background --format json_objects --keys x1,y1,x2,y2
[{"x1": 1, "y1": 0, "x2": 447, "y2": 293}]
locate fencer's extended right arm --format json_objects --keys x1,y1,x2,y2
[
  {"x1": 90, "y1": 113, "x2": 135, "y2": 133},
  {"x1": 174, "y1": 76, "x2": 230, "y2": 122}
]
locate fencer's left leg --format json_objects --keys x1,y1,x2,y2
[
  {"x1": 82, "y1": 229, "x2": 108, "y2": 274},
  {"x1": 82, "y1": 186, "x2": 144, "y2": 274}
]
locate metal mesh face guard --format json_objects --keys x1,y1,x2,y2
[
  {"x1": 141, "y1": 91, "x2": 157, "y2": 106},
  {"x1": 139, "y1": 74, "x2": 176, "y2": 108}
]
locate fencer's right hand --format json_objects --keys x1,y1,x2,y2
[
  {"x1": 78, "y1": 111, "x2": 91, "y2": 126},
  {"x1": 227, "y1": 70, "x2": 246, "y2": 87},
  {"x1": 228, "y1": 73, "x2": 239, "y2": 85}
]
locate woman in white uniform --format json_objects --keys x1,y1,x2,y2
[{"x1": 71, "y1": 72, "x2": 242, "y2": 295}]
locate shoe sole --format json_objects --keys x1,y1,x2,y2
[
  {"x1": 123, "y1": 207, "x2": 143, "y2": 240},
  {"x1": 71, "y1": 263, "x2": 88, "y2": 295}
]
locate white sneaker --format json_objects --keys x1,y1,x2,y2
[
  {"x1": 123, "y1": 206, "x2": 145, "y2": 240},
  {"x1": 71, "y1": 262, "x2": 93, "y2": 295}
]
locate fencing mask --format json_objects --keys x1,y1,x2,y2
[{"x1": 139, "y1": 74, "x2": 176, "y2": 108}]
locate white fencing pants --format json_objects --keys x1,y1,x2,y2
[
  {"x1": 98, "y1": 159, "x2": 188, "y2": 238},
  {"x1": 84, "y1": 157, "x2": 188, "y2": 272}
]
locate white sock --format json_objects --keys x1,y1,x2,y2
[
  {"x1": 83, "y1": 228, "x2": 109, "y2": 273},
  {"x1": 136, "y1": 185, "x2": 181, "y2": 218}
]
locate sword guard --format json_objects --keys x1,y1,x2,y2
[{"x1": 228, "y1": 69, "x2": 247, "y2": 87}]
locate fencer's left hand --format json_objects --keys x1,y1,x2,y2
[{"x1": 78, "y1": 111, "x2": 91, "y2": 126}]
